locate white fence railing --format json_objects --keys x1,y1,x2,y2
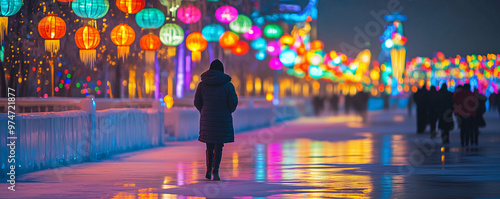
[{"x1": 0, "y1": 98, "x2": 165, "y2": 175}]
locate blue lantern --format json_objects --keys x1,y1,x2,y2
[
  {"x1": 255, "y1": 51, "x2": 266, "y2": 60},
  {"x1": 72, "y1": 0, "x2": 109, "y2": 19},
  {"x1": 135, "y1": 8, "x2": 165, "y2": 29},
  {"x1": 251, "y1": 37, "x2": 267, "y2": 50},
  {"x1": 202, "y1": 24, "x2": 225, "y2": 42},
  {"x1": 279, "y1": 49, "x2": 297, "y2": 67}
]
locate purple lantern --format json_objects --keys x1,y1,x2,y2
[
  {"x1": 269, "y1": 57, "x2": 283, "y2": 70},
  {"x1": 215, "y1": 5, "x2": 238, "y2": 23},
  {"x1": 177, "y1": 4, "x2": 201, "y2": 24},
  {"x1": 266, "y1": 41, "x2": 281, "y2": 56},
  {"x1": 243, "y1": 26, "x2": 262, "y2": 40}
]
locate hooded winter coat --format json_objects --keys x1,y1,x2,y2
[{"x1": 194, "y1": 70, "x2": 238, "y2": 144}]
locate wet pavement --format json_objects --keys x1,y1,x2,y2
[{"x1": 2, "y1": 110, "x2": 500, "y2": 198}]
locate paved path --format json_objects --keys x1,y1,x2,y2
[{"x1": 2, "y1": 110, "x2": 500, "y2": 198}]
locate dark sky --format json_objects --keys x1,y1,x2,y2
[{"x1": 317, "y1": 0, "x2": 500, "y2": 59}]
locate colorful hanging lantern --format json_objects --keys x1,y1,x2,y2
[
  {"x1": 250, "y1": 37, "x2": 267, "y2": 50},
  {"x1": 159, "y1": 0, "x2": 181, "y2": 18},
  {"x1": 186, "y1": 32, "x2": 207, "y2": 62},
  {"x1": 255, "y1": 51, "x2": 266, "y2": 61},
  {"x1": 263, "y1": 23, "x2": 283, "y2": 39},
  {"x1": 231, "y1": 40, "x2": 249, "y2": 55},
  {"x1": 229, "y1": 14, "x2": 252, "y2": 33},
  {"x1": 110, "y1": 24, "x2": 135, "y2": 60},
  {"x1": 202, "y1": 23, "x2": 225, "y2": 42},
  {"x1": 116, "y1": 0, "x2": 145, "y2": 14},
  {"x1": 279, "y1": 49, "x2": 297, "y2": 67},
  {"x1": 0, "y1": 0, "x2": 23, "y2": 43},
  {"x1": 279, "y1": 34, "x2": 294, "y2": 46},
  {"x1": 215, "y1": 5, "x2": 238, "y2": 23},
  {"x1": 75, "y1": 25, "x2": 100, "y2": 68},
  {"x1": 243, "y1": 26, "x2": 262, "y2": 41},
  {"x1": 177, "y1": 4, "x2": 201, "y2": 24},
  {"x1": 135, "y1": 8, "x2": 165, "y2": 29},
  {"x1": 38, "y1": 14, "x2": 66, "y2": 53},
  {"x1": 159, "y1": 23, "x2": 184, "y2": 56},
  {"x1": 310, "y1": 40, "x2": 324, "y2": 50},
  {"x1": 269, "y1": 57, "x2": 283, "y2": 70},
  {"x1": 266, "y1": 41, "x2": 281, "y2": 56},
  {"x1": 72, "y1": 0, "x2": 109, "y2": 19},
  {"x1": 218, "y1": 31, "x2": 239, "y2": 49},
  {"x1": 140, "y1": 33, "x2": 161, "y2": 65},
  {"x1": 57, "y1": 0, "x2": 74, "y2": 2}
]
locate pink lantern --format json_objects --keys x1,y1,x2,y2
[
  {"x1": 243, "y1": 26, "x2": 262, "y2": 40},
  {"x1": 215, "y1": 5, "x2": 238, "y2": 23},
  {"x1": 266, "y1": 41, "x2": 281, "y2": 56},
  {"x1": 269, "y1": 57, "x2": 283, "y2": 70},
  {"x1": 177, "y1": 4, "x2": 201, "y2": 24}
]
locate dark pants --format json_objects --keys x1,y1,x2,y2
[
  {"x1": 442, "y1": 129, "x2": 450, "y2": 144},
  {"x1": 459, "y1": 116, "x2": 475, "y2": 146},
  {"x1": 206, "y1": 143, "x2": 224, "y2": 153},
  {"x1": 206, "y1": 143, "x2": 224, "y2": 174}
]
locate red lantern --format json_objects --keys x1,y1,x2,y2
[
  {"x1": 57, "y1": 0, "x2": 74, "y2": 2},
  {"x1": 186, "y1": 32, "x2": 207, "y2": 62},
  {"x1": 116, "y1": 0, "x2": 145, "y2": 14},
  {"x1": 231, "y1": 40, "x2": 249, "y2": 55},
  {"x1": 110, "y1": 24, "x2": 135, "y2": 60},
  {"x1": 140, "y1": 33, "x2": 161, "y2": 65},
  {"x1": 38, "y1": 14, "x2": 66, "y2": 53},
  {"x1": 219, "y1": 31, "x2": 239, "y2": 49},
  {"x1": 310, "y1": 40, "x2": 324, "y2": 50},
  {"x1": 75, "y1": 25, "x2": 100, "y2": 68}
]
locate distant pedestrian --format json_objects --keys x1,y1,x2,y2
[
  {"x1": 473, "y1": 88, "x2": 487, "y2": 146},
  {"x1": 407, "y1": 92, "x2": 414, "y2": 117},
  {"x1": 194, "y1": 60, "x2": 238, "y2": 181},
  {"x1": 453, "y1": 84, "x2": 477, "y2": 147},
  {"x1": 413, "y1": 84, "x2": 430, "y2": 133},
  {"x1": 428, "y1": 86, "x2": 439, "y2": 138},
  {"x1": 312, "y1": 96, "x2": 323, "y2": 116},
  {"x1": 437, "y1": 84, "x2": 454, "y2": 144},
  {"x1": 329, "y1": 94, "x2": 339, "y2": 115}
]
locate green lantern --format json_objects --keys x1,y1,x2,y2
[
  {"x1": 263, "y1": 23, "x2": 283, "y2": 39},
  {"x1": 71, "y1": 0, "x2": 109, "y2": 19},
  {"x1": 229, "y1": 14, "x2": 252, "y2": 34},
  {"x1": 159, "y1": 23, "x2": 184, "y2": 46},
  {"x1": 136, "y1": 8, "x2": 165, "y2": 29},
  {"x1": 202, "y1": 24, "x2": 225, "y2": 42}
]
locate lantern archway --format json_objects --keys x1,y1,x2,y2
[{"x1": 110, "y1": 24, "x2": 135, "y2": 60}]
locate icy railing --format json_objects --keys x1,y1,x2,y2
[{"x1": 0, "y1": 98, "x2": 165, "y2": 174}]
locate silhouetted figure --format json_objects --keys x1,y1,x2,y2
[
  {"x1": 407, "y1": 92, "x2": 414, "y2": 117},
  {"x1": 382, "y1": 93, "x2": 390, "y2": 110},
  {"x1": 194, "y1": 60, "x2": 238, "y2": 181},
  {"x1": 329, "y1": 94, "x2": 340, "y2": 115},
  {"x1": 453, "y1": 84, "x2": 476, "y2": 147},
  {"x1": 473, "y1": 89, "x2": 487, "y2": 146},
  {"x1": 437, "y1": 84, "x2": 454, "y2": 144},
  {"x1": 413, "y1": 85, "x2": 430, "y2": 133},
  {"x1": 312, "y1": 96, "x2": 323, "y2": 116},
  {"x1": 428, "y1": 86, "x2": 439, "y2": 138},
  {"x1": 355, "y1": 91, "x2": 370, "y2": 122},
  {"x1": 495, "y1": 93, "x2": 500, "y2": 117},
  {"x1": 345, "y1": 95, "x2": 352, "y2": 114}
]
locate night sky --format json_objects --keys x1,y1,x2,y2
[{"x1": 317, "y1": 0, "x2": 500, "y2": 60}]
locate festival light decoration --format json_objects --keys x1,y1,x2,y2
[
  {"x1": 310, "y1": 40, "x2": 324, "y2": 50},
  {"x1": 243, "y1": 26, "x2": 262, "y2": 41},
  {"x1": 215, "y1": 5, "x2": 238, "y2": 23},
  {"x1": 219, "y1": 31, "x2": 239, "y2": 49},
  {"x1": 279, "y1": 49, "x2": 297, "y2": 67},
  {"x1": 159, "y1": 0, "x2": 181, "y2": 18},
  {"x1": 38, "y1": 14, "x2": 66, "y2": 53},
  {"x1": 159, "y1": 23, "x2": 184, "y2": 55},
  {"x1": 202, "y1": 23, "x2": 225, "y2": 42},
  {"x1": 231, "y1": 40, "x2": 249, "y2": 55},
  {"x1": 263, "y1": 23, "x2": 283, "y2": 39},
  {"x1": 116, "y1": 0, "x2": 145, "y2": 14},
  {"x1": 269, "y1": 57, "x2": 283, "y2": 70},
  {"x1": 251, "y1": 37, "x2": 267, "y2": 50},
  {"x1": 186, "y1": 32, "x2": 207, "y2": 62},
  {"x1": 279, "y1": 34, "x2": 294, "y2": 46},
  {"x1": 110, "y1": 24, "x2": 135, "y2": 60},
  {"x1": 266, "y1": 41, "x2": 281, "y2": 56},
  {"x1": 140, "y1": 33, "x2": 161, "y2": 65},
  {"x1": 75, "y1": 25, "x2": 100, "y2": 68},
  {"x1": 57, "y1": 0, "x2": 74, "y2": 2},
  {"x1": 229, "y1": 14, "x2": 252, "y2": 33},
  {"x1": 177, "y1": 4, "x2": 201, "y2": 24},
  {"x1": 72, "y1": 0, "x2": 109, "y2": 19},
  {"x1": 135, "y1": 8, "x2": 165, "y2": 29},
  {"x1": 0, "y1": 0, "x2": 23, "y2": 43},
  {"x1": 255, "y1": 51, "x2": 266, "y2": 60}
]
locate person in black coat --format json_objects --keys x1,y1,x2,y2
[
  {"x1": 413, "y1": 84, "x2": 430, "y2": 133},
  {"x1": 473, "y1": 88, "x2": 487, "y2": 146},
  {"x1": 437, "y1": 84, "x2": 454, "y2": 144},
  {"x1": 428, "y1": 86, "x2": 439, "y2": 138},
  {"x1": 194, "y1": 60, "x2": 238, "y2": 181}
]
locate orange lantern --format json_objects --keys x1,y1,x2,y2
[
  {"x1": 310, "y1": 40, "x2": 324, "y2": 50},
  {"x1": 116, "y1": 0, "x2": 145, "y2": 14},
  {"x1": 140, "y1": 33, "x2": 161, "y2": 65},
  {"x1": 186, "y1": 32, "x2": 207, "y2": 62},
  {"x1": 110, "y1": 24, "x2": 135, "y2": 60},
  {"x1": 75, "y1": 25, "x2": 100, "y2": 68},
  {"x1": 219, "y1": 31, "x2": 239, "y2": 49},
  {"x1": 231, "y1": 40, "x2": 249, "y2": 55},
  {"x1": 38, "y1": 14, "x2": 66, "y2": 53},
  {"x1": 279, "y1": 34, "x2": 294, "y2": 46}
]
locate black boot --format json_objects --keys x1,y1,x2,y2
[
  {"x1": 212, "y1": 148, "x2": 223, "y2": 181},
  {"x1": 205, "y1": 150, "x2": 214, "y2": 179}
]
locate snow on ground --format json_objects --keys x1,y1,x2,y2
[{"x1": 1, "y1": 109, "x2": 500, "y2": 198}]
